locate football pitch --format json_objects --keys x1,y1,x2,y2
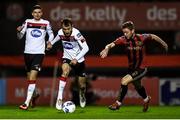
[{"x1": 0, "y1": 105, "x2": 180, "y2": 119}]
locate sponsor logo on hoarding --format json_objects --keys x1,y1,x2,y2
[
  {"x1": 41, "y1": 3, "x2": 180, "y2": 30},
  {"x1": 160, "y1": 79, "x2": 180, "y2": 105}
]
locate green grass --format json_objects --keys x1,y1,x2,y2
[{"x1": 0, "y1": 105, "x2": 180, "y2": 119}]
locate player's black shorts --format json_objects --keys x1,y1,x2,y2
[
  {"x1": 128, "y1": 68, "x2": 147, "y2": 81},
  {"x1": 24, "y1": 54, "x2": 44, "y2": 72},
  {"x1": 62, "y1": 58, "x2": 86, "y2": 77}
]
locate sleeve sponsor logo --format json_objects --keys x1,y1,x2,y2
[{"x1": 77, "y1": 33, "x2": 82, "y2": 38}]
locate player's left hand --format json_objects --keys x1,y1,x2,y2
[
  {"x1": 16, "y1": 26, "x2": 24, "y2": 32},
  {"x1": 70, "y1": 59, "x2": 78, "y2": 65},
  {"x1": 46, "y1": 41, "x2": 52, "y2": 51},
  {"x1": 164, "y1": 44, "x2": 168, "y2": 53}
]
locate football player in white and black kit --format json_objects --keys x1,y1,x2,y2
[
  {"x1": 17, "y1": 5, "x2": 54, "y2": 110},
  {"x1": 47, "y1": 18, "x2": 89, "y2": 110}
]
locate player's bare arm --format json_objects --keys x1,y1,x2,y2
[
  {"x1": 100, "y1": 42, "x2": 115, "y2": 58},
  {"x1": 150, "y1": 34, "x2": 168, "y2": 52}
]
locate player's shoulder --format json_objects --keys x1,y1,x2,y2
[
  {"x1": 25, "y1": 19, "x2": 50, "y2": 24},
  {"x1": 116, "y1": 36, "x2": 126, "y2": 41},
  {"x1": 72, "y1": 27, "x2": 80, "y2": 33},
  {"x1": 137, "y1": 33, "x2": 150, "y2": 36},
  {"x1": 40, "y1": 19, "x2": 50, "y2": 24},
  {"x1": 136, "y1": 33, "x2": 152, "y2": 41},
  {"x1": 58, "y1": 29, "x2": 63, "y2": 35},
  {"x1": 72, "y1": 27, "x2": 82, "y2": 37},
  {"x1": 114, "y1": 36, "x2": 126, "y2": 44},
  {"x1": 136, "y1": 33, "x2": 141, "y2": 36},
  {"x1": 24, "y1": 19, "x2": 33, "y2": 22},
  {"x1": 138, "y1": 33, "x2": 151, "y2": 38}
]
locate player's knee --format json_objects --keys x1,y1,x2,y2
[
  {"x1": 121, "y1": 74, "x2": 132, "y2": 85},
  {"x1": 121, "y1": 79, "x2": 128, "y2": 85},
  {"x1": 62, "y1": 71, "x2": 69, "y2": 77},
  {"x1": 78, "y1": 79, "x2": 86, "y2": 88},
  {"x1": 31, "y1": 65, "x2": 41, "y2": 72},
  {"x1": 79, "y1": 86, "x2": 86, "y2": 91},
  {"x1": 79, "y1": 82, "x2": 86, "y2": 88}
]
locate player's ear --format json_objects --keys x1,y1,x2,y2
[
  {"x1": 60, "y1": 19, "x2": 63, "y2": 23},
  {"x1": 132, "y1": 29, "x2": 135, "y2": 33},
  {"x1": 60, "y1": 20, "x2": 63, "y2": 27}
]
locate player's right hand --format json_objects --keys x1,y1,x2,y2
[
  {"x1": 16, "y1": 26, "x2": 23, "y2": 32},
  {"x1": 100, "y1": 49, "x2": 108, "y2": 58}
]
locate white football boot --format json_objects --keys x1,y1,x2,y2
[
  {"x1": 79, "y1": 91, "x2": 86, "y2": 108},
  {"x1": 56, "y1": 99, "x2": 63, "y2": 110}
]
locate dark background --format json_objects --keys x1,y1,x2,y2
[{"x1": 0, "y1": 0, "x2": 180, "y2": 78}]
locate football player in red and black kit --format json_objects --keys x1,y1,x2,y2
[{"x1": 100, "y1": 21, "x2": 168, "y2": 112}]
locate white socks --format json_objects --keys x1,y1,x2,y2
[
  {"x1": 57, "y1": 80, "x2": 66, "y2": 100},
  {"x1": 116, "y1": 100, "x2": 122, "y2": 106},
  {"x1": 144, "y1": 96, "x2": 149, "y2": 102},
  {"x1": 25, "y1": 84, "x2": 36, "y2": 106}
]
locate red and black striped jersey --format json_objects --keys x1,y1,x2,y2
[{"x1": 114, "y1": 34, "x2": 152, "y2": 70}]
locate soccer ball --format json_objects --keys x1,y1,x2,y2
[{"x1": 62, "y1": 101, "x2": 76, "y2": 113}]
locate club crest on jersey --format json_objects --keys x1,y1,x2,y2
[
  {"x1": 63, "y1": 42, "x2": 73, "y2": 49},
  {"x1": 31, "y1": 29, "x2": 42, "y2": 38},
  {"x1": 40, "y1": 26, "x2": 46, "y2": 30}
]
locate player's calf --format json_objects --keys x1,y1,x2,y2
[{"x1": 30, "y1": 93, "x2": 40, "y2": 108}]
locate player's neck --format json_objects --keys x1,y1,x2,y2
[{"x1": 33, "y1": 18, "x2": 41, "y2": 21}]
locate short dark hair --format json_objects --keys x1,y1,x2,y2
[
  {"x1": 61, "y1": 18, "x2": 73, "y2": 27},
  {"x1": 121, "y1": 21, "x2": 134, "y2": 30},
  {"x1": 32, "y1": 5, "x2": 42, "y2": 12}
]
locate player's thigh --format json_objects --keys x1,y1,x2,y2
[
  {"x1": 130, "y1": 68, "x2": 147, "y2": 81},
  {"x1": 24, "y1": 54, "x2": 32, "y2": 72},
  {"x1": 31, "y1": 54, "x2": 44, "y2": 71},
  {"x1": 29, "y1": 70, "x2": 39, "y2": 80},
  {"x1": 74, "y1": 62, "x2": 86, "y2": 77},
  {"x1": 27, "y1": 72, "x2": 30, "y2": 79},
  {"x1": 121, "y1": 74, "x2": 133, "y2": 85},
  {"x1": 132, "y1": 79, "x2": 142, "y2": 89},
  {"x1": 78, "y1": 76, "x2": 86, "y2": 87},
  {"x1": 61, "y1": 58, "x2": 72, "y2": 74},
  {"x1": 61, "y1": 63, "x2": 71, "y2": 76},
  {"x1": 130, "y1": 68, "x2": 147, "y2": 88}
]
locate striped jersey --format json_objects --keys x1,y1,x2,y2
[
  {"x1": 114, "y1": 34, "x2": 152, "y2": 70},
  {"x1": 18, "y1": 19, "x2": 54, "y2": 54},
  {"x1": 51, "y1": 27, "x2": 89, "y2": 63}
]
